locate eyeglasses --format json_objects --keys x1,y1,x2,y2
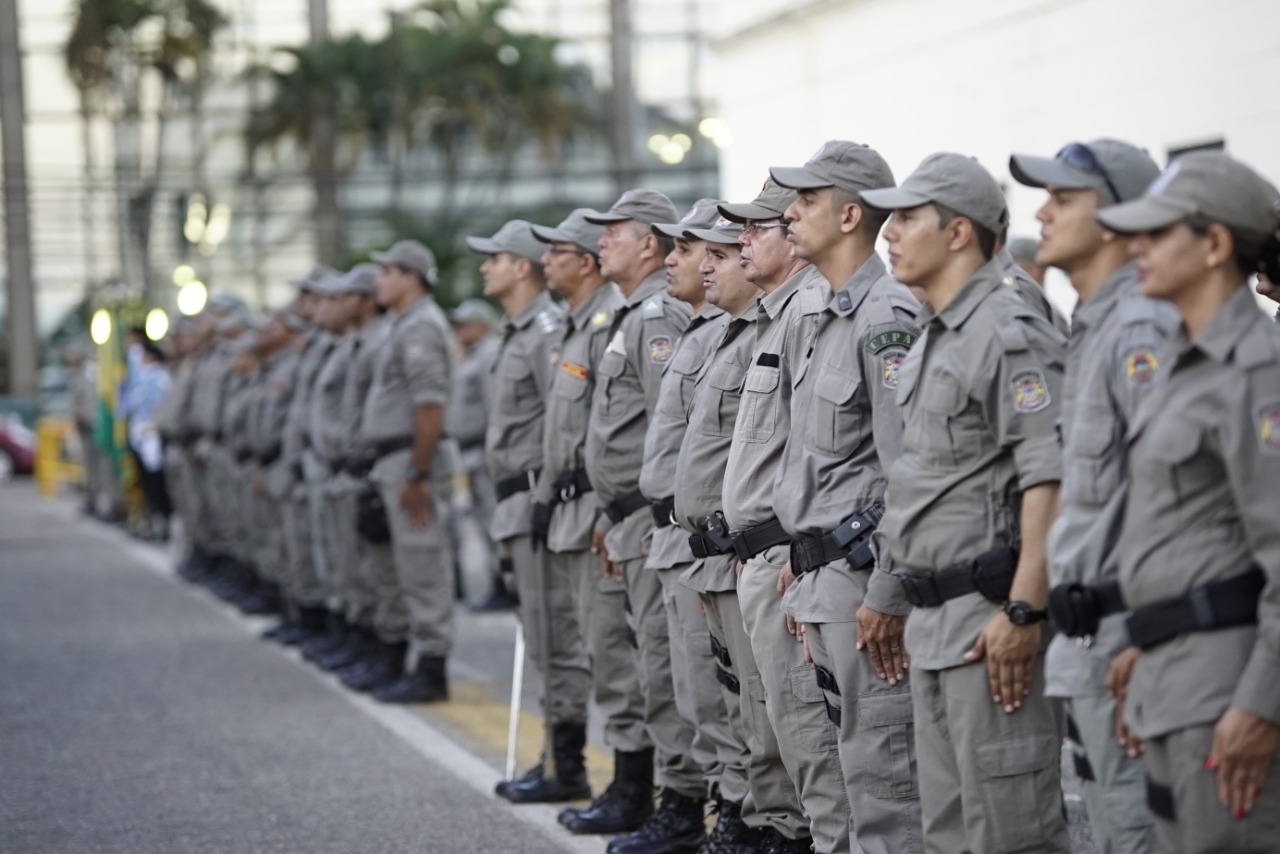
[
  {"x1": 545, "y1": 247, "x2": 588, "y2": 256},
  {"x1": 742, "y1": 220, "x2": 790, "y2": 237},
  {"x1": 1055, "y1": 142, "x2": 1122, "y2": 204}
]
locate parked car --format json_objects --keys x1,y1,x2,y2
[{"x1": 0, "y1": 414, "x2": 36, "y2": 479}]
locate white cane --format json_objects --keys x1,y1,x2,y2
[{"x1": 504, "y1": 619, "x2": 526, "y2": 781}]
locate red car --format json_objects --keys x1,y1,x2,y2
[{"x1": 0, "y1": 414, "x2": 36, "y2": 479}]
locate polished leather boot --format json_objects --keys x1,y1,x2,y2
[
  {"x1": 698, "y1": 798, "x2": 759, "y2": 854},
  {"x1": 301, "y1": 613, "x2": 349, "y2": 661},
  {"x1": 498, "y1": 722, "x2": 592, "y2": 803},
  {"x1": 316, "y1": 626, "x2": 373, "y2": 671},
  {"x1": 607, "y1": 788, "x2": 706, "y2": 853},
  {"x1": 558, "y1": 747, "x2": 654, "y2": 835},
  {"x1": 339, "y1": 640, "x2": 406, "y2": 692},
  {"x1": 373, "y1": 655, "x2": 448, "y2": 703},
  {"x1": 758, "y1": 829, "x2": 813, "y2": 854}
]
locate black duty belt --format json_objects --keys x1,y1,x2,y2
[
  {"x1": 650, "y1": 496, "x2": 676, "y2": 528},
  {"x1": 689, "y1": 511, "x2": 735, "y2": 559},
  {"x1": 899, "y1": 547, "x2": 1019, "y2": 608},
  {"x1": 551, "y1": 469, "x2": 593, "y2": 505},
  {"x1": 603, "y1": 489, "x2": 648, "y2": 525},
  {"x1": 1125, "y1": 567, "x2": 1264, "y2": 652},
  {"x1": 729, "y1": 518, "x2": 791, "y2": 561},
  {"x1": 1048, "y1": 580, "x2": 1127, "y2": 639},
  {"x1": 496, "y1": 470, "x2": 540, "y2": 502},
  {"x1": 257, "y1": 447, "x2": 282, "y2": 468},
  {"x1": 790, "y1": 504, "x2": 884, "y2": 575},
  {"x1": 374, "y1": 436, "x2": 413, "y2": 460},
  {"x1": 234, "y1": 449, "x2": 254, "y2": 464}
]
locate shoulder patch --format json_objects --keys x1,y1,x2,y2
[
  {"x1": 1122, "y1": 346, "x2": 1159, "y2": 385},
  {"x1": 642, "y1": 296, "x2": 665, "y2": 319},
  {"x1": 1259, "y1": 403, "x2": 1280, "y2": 454},
  {"x1": 591, "y1": 309, "x2": 611, "y2": 328},
  {"x1": 647, "y1": 335, "x2": 674, "y2": 364},
  {"x1": 994, "y1": 319, "x2": 1030, "y2": 353},
  {"x1": 881, "y1": 351, "x2": 906, "y2": 389},
  {"x1": 1011, "y1": 369, "x2": 1052, "y2": 413},
  {"x1": 865, "y1": 328, "x2": 918, "y2": 355}
]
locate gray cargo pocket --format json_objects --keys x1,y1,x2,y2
[
  {"x1": 853, "y1": 689, "x2": 918, "y2": 800},
  {"x1": 975, "y1": 735, "x2": 1059, "y2": 852},
  {"x1": 789, "y1": 664, "x2": 839, "y2": 753}
]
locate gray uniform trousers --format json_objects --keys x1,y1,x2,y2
[
  {"x1": 201, "y1": 446, "x2": 237, "y2": 557},
  {"x1": 372, "y1": 447, "x2": 454, "y2": 664},
  {"x1": 621, "y1": 548, "x2": 707, "y2": 798},
  {"x1": 700, "y1": 588, "x2": 805, "y2": 836},
  {"x1": 251, "y1": 483, "x2": 286, "y2": 586},
  {"x1": 233, "y1": 459, "x2": 259, "y2": 568},
  {"x1": 364, "y1": 533, "x2": 406, "y2": 644},
  {"x1": 911, "y1": 657, "x2": 1071, "y2": 854},
  {"x1": 164, "y1": 445, "x2": 195, "y2": 550},
  {"x1": 282, "y1": 477, "x2": 325, "y2": 607},
  {"x1": 562, "y1": 547, "x2": 649, "y2": 752},
  {"x1": 738, "y1": 545, "x2": 847, "y2": 852},
  {"x1": 1066, "y1": 694, "x2": 1159, "y2": 854},
  {"x1": 507, "y1": 535, "x2": 590, "y2": 725},
  {"x1": 658, "y1": 564, "x2": 741, "y2": 800},
  {"x1": 805, "y1": 619, "x2": 923, "y2": 854},
  {"x1": 1143, "y1": 724, "x2": 1280, "y2": 854},
  {"x1": 324, "y1": 474, "x2": 374, "y2": 626},
  {"x1": 302, "y1": 451, "x2": 335, "y2": 605}
]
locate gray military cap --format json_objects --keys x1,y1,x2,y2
[
  {"x1": 1010, "y1": 139, "x2": 1160, "y2": 205},
  {"x1": 685, "y1": 215, "x2": 745, "y2": 246},
  {"x1": 652, "y1": 198, "x2": 723, "y2": 238},
  {"x1": 1096, "y1": 151, "x2": 1280, "y2": 244},
  {"x1": 207, "y1": 292, "x2": 249, "y2": 313},
  {"x1": 585, "y1": 189, "x2": 679, "y2": 226},
  {"x1": 770, "y1": 140, "x2": 896, "y2": 196},
  {"x1": 861, "y1": 152, "x2": 1011, "y2": 235},
  {"x1": 1007, "y1": 236, "x2": 1039, "y2": 262},
  {"x1": 288, "y1": 265, "x2": 339, "y2": 292},
  {"x1": 719, "y1": 179, "x2": 798, "y2": 223},
  {"x1": 530, "y1": 208, "x2": 606, "y2": 255},
  {"x1": 371, "y1": 239, "x2": 439, "y2": 285},
  {"x1": 277, "y1": 309, "x2": 309, "y2": 333},
  {"x1": 338, "y1": 262, "x2": 379, "y2": 296},
  {"x1": 450, "y1": 298, "x2": 498, "y2": 327},
  {"x1": 465, "y1": 219, "x2": 547, "y2": 262}
]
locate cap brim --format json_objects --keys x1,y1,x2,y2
[
  {"x1": 369, "y1": 250, "x2": 393, "y2": 265},
  {"x1": 683, "y1": 227, "x2": 740, "y2": 245},
  {"x1": 718, "y1": 201, "x2": 786, "y2": 223},
  {"x1": 530, "y1": 224, "x2": 569, "y2": 244},
  {"x1": 1095, "y1": 196, "x2": 1191, "y2": 234},
  {"x1": 651, "y1": 222, "x2": 687, "y2": 238},
  {"x1": 1009, "y1": 154, "x2": 1096, "y2": 191},
  {"x1": 464, "y1": 236, "x2": 503, "y2": 255},
  {"x1": 859, "y1": 186, "x2": 932, "y2": 212},
  {"x1": 583, "y1": 211, "x2": 632, "y2": 225},
  {"x1": 768, "y1": 166, "x2": 832, "y2": 191}
]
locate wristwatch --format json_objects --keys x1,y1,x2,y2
[
  {"x1": 1003, "y1": 600, "x2": 1049, "y2": 626},
  {"x1": 404, "y1": 466, "x2": 428, "y2": 483}
]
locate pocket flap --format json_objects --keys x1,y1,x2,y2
[
  {"x1": 744, "y1": 365, "x2": 780, "y2": 394},
  {"x1": 708, "y1": 363, "x2": 746, "y2": 391},
  {"x1": 501, "y1": 359, "x2": 532, "y2": 380},
  {"x1": 857, "y1": 690, "x2": 914, "y2": 728},
  {"x1": 922, "y1": 370, "x2": 967, "y2": 415},
  {"x1": 975, "y1": 735, "x2": 1058, "y2": 778},
  {"x1": 1155, "y1": 422, "x2": 1201, "y2": 465},
  {"x1": 816, "y1": 367, "x2": 859, "y2": 405},
  {"x1": 1072, "y1": 422, "x2": 1115, "y2": 457},
  {"x1": 599, "y1": 352, "x2": 625, "y2": 378}
]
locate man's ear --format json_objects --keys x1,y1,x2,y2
[{"x1": 840, "y1": 201, "x2": 864, "y2": 235}]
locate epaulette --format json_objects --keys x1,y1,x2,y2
[
  {"x1": 1236, "y1": 321, "x2": 1280, "y2": 369},
  {"x1": 797, "y1": 281, "x2": 828, "y2": 315},
  {"x1": 536, "y1": 310, "x2": 559, "y2": 334},
  {"x1": 642, "y1": 295, "x2": 665, "y2": 319},
  {"x1": 994, "y1": 315, "x2": 1031, "y2": 353}
]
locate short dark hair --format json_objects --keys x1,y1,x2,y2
[
  {"x1": 831, "y1": 187, "x2": 889, "y2": 237},
  {"x1": 935, "y1": 204, "x2": 997, "y2": 261},
  {"x1": 393, "y1": 263, "x2": 432, "y2": 291},
  {"x1": 651, "y1": 231, "x2": 676, "y2": 259}
]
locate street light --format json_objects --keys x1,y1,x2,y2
[
  {"x1": 90, "y1": 309, "x2": 112, "y2": 345},
  {"x1": 176, "y1": 281, "x2": 207, "y2": 316},
  {"x1": 145, "y1": 308, "x2": 169, "y2": 341}
]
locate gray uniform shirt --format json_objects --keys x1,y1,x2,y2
[
  {"x1": 777, "y1": 254, "x2": 921, "y2": 624},
  {"x1": 448, "y1": 335, "x2": 500, "y2": 453},
  {"x1": 877, "y1": 259, "x2": 1066, "y2": 669},
  {"x1": 310, "y1": 333, "x2": 357, "y2": 467},
  {"x1": 360, "y1": 295, "x2": 454, "y2": 455},
  {"x1": 221, "y1": 369, "x2": 257, "y2": 460},
  {"x1": 155, "y1": 358, "x2": 192, "y2": 440},
  {"x1": 641, "y1": 305, "x2": 728, "y2": 570},
  {"x1": 188, "y1": 343, "x2": 234, "y2": 439},
  {"x1": 723, "y1": 265, "x2": 829, "y2": 532},
  {"x1": 250, "y1": 348, "x2": 301, "y2": 499},
  {"x1": 343, "y1": 315, "x2": 392, "y2": 460},
  {"x1": 1044, "y1": 263, "x2": 1177, "y2": 698},
  {"x1": 1120, "y1": 286, "x2": 1280, "y2": 739},
  {"x1": 999, "y1": 247, "x2": 1070, "y2": 336},
  {"x1": 537, "y1": 282, "x2": 624, "y2": 552},
  {"x1": 486, "y1": 292, "x2": 563, "y2": 541},
  {"x1": 283, "y1": 331, "x2": 335, "y2": 474},
  {"x1": 675, "y1": 304, "x2": 758, "y2": 593}
]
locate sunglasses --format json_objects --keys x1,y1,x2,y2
[
  {"x1": 1055, "y1": 142, "x2": 1122, "y2": 204},
  {"x1": 742, "y1": 220, "x2": 790, "y2": 237}
]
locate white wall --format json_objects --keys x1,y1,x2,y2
[{"x1": 708, "y1": 0, "x2": 1280, "y2": 314}]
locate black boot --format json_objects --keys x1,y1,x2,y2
[
  {"x1": 236, "y1": 579, "x2": 281, "y2": 616},
  {"x1": 758, "y1": 829, "x2": 812, "y2": 854},
  {"x1": 301, "y1": 613, "x2": 349, "y2": 661},
  {"x1": 607, "y1": 788, "x2": 706, "y2": 853},
  {"x1": 265, "y1": 605, "x2": 325, "y2": 646},
  {"x1": 317, "y1": 626, "x2": 374, "y2": 672},
  {"x1": 339, "y1": 640, "x2": 407, "y2": 692},
  {"x1": 558, "y1": 748, "x2": 654, "y2": 835},
  {"x1": 698, "y1": 799, "x2": 758, "y2": 854},
  {"x1": 373, "y1": 655, "x2": 448, "y2": 703},
  {"x1": 498, "y1": 722, "x2": 592, "y2": 803}
]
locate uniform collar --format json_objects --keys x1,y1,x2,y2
[
  {"x1": 625, "y1": 269, "x2": 668, "y2": 308},
  {"x1": 503, "y1": 290, "x2": 553, "y2": 334},
  {"x1": 1071, "y1": 261, "x2": 1138, "y2": 330},
  {"x1": 930, "y1": 258, "x2": 1005, "y2": 331},
  {"x1": 760, "y1": 265, "x2": 817, "y2": 321},
  {"x1": 730, "y1": 300, "x2": 759, "y2": 326},
  {"x1": 570, "y1": 281, "x2": 618, "y2": 331},
  {"x1": 1184, "y1": 284, "x2": 1266, "y2": 365},
  {"x1": 829, "y1": 253, "x2": 888, "y2": 317},
  {"x1": 689, "y1": 303, "x2": 725, "y2": 329}
]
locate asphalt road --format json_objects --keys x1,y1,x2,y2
[{"x1": 0, "y1": 482, "x2": 588, "y2": 854}]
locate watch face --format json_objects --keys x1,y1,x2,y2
[{"x1": 1006, "y1": 602, "x2": 1028, "y2": 624}]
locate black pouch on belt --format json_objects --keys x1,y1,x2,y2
[
  {"x1": 1048, "y1": 581, "x2": 1125, "y2": 638},
  {"x1": 970, "y1": 547, "x2": 1018, "y2": 604},
  {"x1": 356, "y1": 485, "x2": 392, "y2": 544}
]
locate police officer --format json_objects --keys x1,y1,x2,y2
[
  {"x1": 358, "y1": 239, "x2": 455, "y2": 703},
  {"x1": 771, "y1": 140, "x2": 925, "y2": 853},
  {"x1": 606, "y1": 200, "x2": 733, "y2": 854},
  {"x1": 1097, "y1": 151, "x2": 1280, "y2": 854},
  {"x1": 863, "y1": 153, "x2": 1071, "y2": 853},
  {"x1": 671, "y1": 208, "x2": 772, "y2": 852},
  {"x1": 1009, "y1": 138, "x2": 1169, "y2": 854},
  {"x1": 466, "y1": 221, "x2": 589, "y2": 777},
  {"x1": 503, "y1": 210, "x2": 635, "y2": 807},
  {"x1": 722, "y1": 175, "x2": 830, "y2": 853},
  {"x1": 998, "y1": 236, "x2": 1071, "y2": 335},
  {"x1": 1007, "y1": 236, "x2": 1045, "y2": 285}
]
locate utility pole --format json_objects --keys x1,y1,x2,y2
[
  {"x1": 308, "y1": 0, "x2": 342, "y2": 266},
  {"x1": 608, "y1": 0, "x2": 639, "y2": 195},
  {"x1": 0, "y1": 0, "x2": 39, "y2": 397}
]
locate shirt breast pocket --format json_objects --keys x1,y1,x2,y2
[
  {"x1": 597, "y1": 351, "x2": 626, "y2": 419},
  {"x1": 1068, "y1": 419, "x2": 1119, "y2": 507},
  {"x1": 738, "y1": 364, "x2": 780, "y2": 443},
  {"x1": 699, "y1": 362, "x2": 746, "y2": 438},
  {"x1": 811, "y1": 366, "x2": 863, "y2": 457},
  {"x1": 1157, "y1": 425, "x2": 1217, "y2": 505},
  {"x1": 661, "y1": 348, "x2": 702, "y2": 420},
  {"x1": 500, "y1": 360, "x2": 536, "y2": 414},
  {"x1": 921, "y1": 370, "x2": 969, "y2": 468}
]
